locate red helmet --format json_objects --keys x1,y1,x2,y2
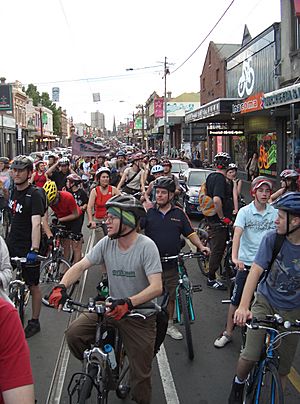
[
  {"x1": 67, "y1": 174, "x2": 82, "y2": 185},
  {"x1": 251, "y1": 176, "x2": 273, "y2": 195},
  {"x1": 280, "y1": 169, "x2": 299, "y2": 180}
]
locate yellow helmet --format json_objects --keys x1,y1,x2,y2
[{"x1": 43, "y1": 181, "x2": 58, "y2": 204}]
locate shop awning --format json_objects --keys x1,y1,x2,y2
[
  {"x1": 294, "y1": 0, "x2": 300, "y2": 16},
  {"x1": 185, "y1": 98, "x2": 239, "y2": 123}
]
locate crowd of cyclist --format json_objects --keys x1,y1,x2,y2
[{"x1": 0, "y1": 147, "x2": 300, "y2": 404}]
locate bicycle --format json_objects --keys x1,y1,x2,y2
[
  {"x1": 64, "y1": 298, "x2": 162, "y2": 404},
  {"x1": 9, "y1": 255, "x2": 45, "y2": 326},
  {"x1": 196, "y1": 219, "x2": 236, "y2": 287},
  {"x1": 161, "y1": 251, "x2": 203, "y2": 360},
  {"x1": 242, "y1": 314, "x2": 300, "y2": 403},
  {"x1": 87, "y1": 220, "x2": 107, "y2": 236},
  {"x1": 40, "y1": 224, "x2": 79, "y2": 306}
]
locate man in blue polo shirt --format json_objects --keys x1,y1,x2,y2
[{"x1": 143, "y1": 176, "x2": 209, "y2": 340}]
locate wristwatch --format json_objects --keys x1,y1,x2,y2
[{"x1": 31, "y1": 248, "x2": 39, "y2": 253}]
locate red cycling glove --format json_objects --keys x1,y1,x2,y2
[
  {"x1": 106, "y1": 298, "x2": 134, "y2": 321},
  {"x1": 49, "y1": 284, "x2": 68, "y2": 308},
  {"x1": 221, "y1": 217, "x2": 232, "y2": 225}
]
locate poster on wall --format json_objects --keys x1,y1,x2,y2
[{"x1": 257, "y1": 133, "x2": 277, "y2": 176}]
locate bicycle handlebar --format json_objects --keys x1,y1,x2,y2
[
  {"x1": 246, "y1": 315, "x2": 300, "y2": 330},
  {"x1": 160, "y1": 251, "x2": 205, "y2": 262},
  {"x1": 63, "y1": 298, "x2": 162, "y2": 316},
  {"x1": 11, "y1": 255, "x2": 47, "y2": 264}
]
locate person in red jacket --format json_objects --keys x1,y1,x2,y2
[
  {"x1": 42, "y1": 181, "x2": 82, "y2": 265},
  {"x1": 0, "y1": 298, "x2": 35, "y2": 404}
]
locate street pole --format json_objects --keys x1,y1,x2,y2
[
  {"x1": 163, "y1": 56, "x2": 169, "y2": 156},
  {"x1": 290, "y1": 103, "x2": 295, "y2": 168},
  {"x1": 141, "y1": 105, "x2": 145, "y2": 151}
]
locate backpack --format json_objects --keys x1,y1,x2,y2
[
  {"x1": 198, "y1": 182, "x2": 216, "y2": 216},
  {"x1": 262, "y1": 233, "x2": 285, "y2": 282}
]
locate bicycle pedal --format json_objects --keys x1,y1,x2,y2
[{"x1": 192, "y1": 284, "x2": 202, "y2": 292}]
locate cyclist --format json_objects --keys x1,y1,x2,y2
[
  {"x1": 0, "y1": 298, "x2": 35, "y2": 404},
  {"x1": 143, "y1": 176, "x2": 210, "y2": 340},
  {"x1": 228, "y1": 191, "x2": 300, "y2": 403},
  {"x1": 87, "y1": 167, "x2": 120, "y2": 243},
  {"x1": 226, "y1": 163, "x2": 243, "y2": 214},
  {"x1": 42, "y1": 180, "x2": 83, "y2": 273},
  {"x1": 205, "y1": 152, "x2": 234, "y2": 290},
  {"x1": 30, "y1": 160, "x2": 48, "y2": 188},
  {"x1": 46, "y1": 157, "x2": 74, "y2": 190},
  {"x1": 0, "y1": 236, "x2": 12, "y2": 302},
  {"x1": 78, "y1": 156, "x2": 93, "y2": 191},
  {"x1": 269, "y1": 169, "x2": 300, "y2": 202},
  {"x1": 141, "y1": 165, "x2": 164, "y2": 206},
  {"x1": 117, "y1": 153, "x2": 145, "y2": 195},
  {"x1": 145, "y1": 156, "x2": 159, "y2": 184},
  {"x1": 0, "y1": 157, "x2": 11, "y2": 205},
  {"x1": 7, "y1": 156, "x2": 46, "y2": 338},
  {"x1": 161, "y1": 160, "x2": 181, "y2": 196},
  {"x1": 214, "y1": 177, "x2": 277, "y2": 348},
  {"x1": 48, "y1": 194, "x2": 163, "y2": 404}
]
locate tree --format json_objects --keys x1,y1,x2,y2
[{"x1": 25, "y1": 84, "x2": 61, "y2": 136}]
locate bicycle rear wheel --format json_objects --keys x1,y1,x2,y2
[
  {"x1": 178, "y1": 286, "x2": 194, "y2": 360},
  {"x1": 243, "y1": 361, "x2": 284, "y2": 404},
  {"x1": 40, "y1": 257, "x2": 74, "y2": 306}
]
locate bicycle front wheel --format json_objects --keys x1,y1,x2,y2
[
  {"x1": 40, "y1": 257, "x2": 74, "y2": 306},
  {"x1": 244, "y1": 361, "x2": 284, "y2": 404},
  {"x1": 178, "y1": 287, "x2": 194, "y2": 360},
  {"x1": 77, "y1": 365, "x2": 108, "y2": 404},
  {"x1": 9, "y1": 287, "x2": 25, "y2": 326}
]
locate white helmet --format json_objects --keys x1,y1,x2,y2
[{"x1": 58, "y1": 157, "x2": 70, "y2": 165}]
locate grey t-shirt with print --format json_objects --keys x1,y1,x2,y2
[{"x1": 86, "y1": 234, "x2": 162, "y2": 309}]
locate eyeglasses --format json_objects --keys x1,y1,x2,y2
[{"x1": 105, "y1": 215, "x2": 119, "y2": 223}]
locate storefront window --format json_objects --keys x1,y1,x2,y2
[
  {"x1": 257, "y1": 132, "x2": 277, "y2": 176},
  {"x1": 232, "y1": 135, "x2": 247, "y2": 170},
  {"x1": 286, "y1": 119, "x2": 300, "y2": 170}
]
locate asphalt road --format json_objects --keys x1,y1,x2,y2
[{"x1": 27, "y1": 216, "x2": 300, "y2": 404}]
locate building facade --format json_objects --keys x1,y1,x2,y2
[{"x1": 91, "y1": 110, "x2": 105, "y2": 130}]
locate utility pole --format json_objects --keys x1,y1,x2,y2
[{"x1": 163, "y1": 56, "x2": 170, "y2": 156}]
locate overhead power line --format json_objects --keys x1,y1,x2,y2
[{"x1": 171, "y1": 0, "x2": 235, "y2": 74}]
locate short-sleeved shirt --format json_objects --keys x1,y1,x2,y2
[
  {"x1": 0, "y1": 299, "x2": 33, "y2": 404},
  {"x1": 69, "y1": 188, "x2": 88, "y2": 208},
  {"x1": 51, "y1": 170, "x2": 71, "y2": 190},
  {"x1": 51, "y1": 191, "x2": 82, "y2": 218},
  {"x1": 206, "y1": 171, "x2": 234, "y2": 222},
  {"x1": 255, "y1": 231, "x2": 300, "y2": 309},
  {"x1": 86, "y1": 234, "x2": 162, "y2": 311},
  {"x1": 143, "y1": 205, "x2": 195, "y2": 269},
  {"x1": 7, "y1": 185, "x2": 46, "y2": 256},
  {"x1": 234, "y1": 202, "x2": 277, "y2": 266}
]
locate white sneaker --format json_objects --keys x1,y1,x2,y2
[
  {"x1": 167, "y1": 325, "x2": 183, "y2": 340},
  {"x1": 214, "y1": 331, "x2": 232, "y2": 348}
]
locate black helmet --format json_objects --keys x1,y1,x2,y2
[
  {"x1": 105, "y1": 194, "x2": 146, "y2": 217},
  {"x1": 116, "y1": 150, "x2": 126, "y2": 157},
  {"x1": 214, "y1": 152, "x2": 231, "y2": 169},
  {"x1": 11, "y1": 155, "x2": 33, "y2": 171},
  {"x1": 272, "y1": 192, "x2": 300, "y2": 216},
  {"x1": 153, "y1": 176, "x2": 176, "y2": 192}
]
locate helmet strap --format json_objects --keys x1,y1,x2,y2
[
  {"x1": 285, "y1": 212, "x2": 300, "y2": 236},
  {"x1": 108, "y1": 210, "x2": 137, "y2": 239}
]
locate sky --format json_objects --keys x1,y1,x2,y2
[{"x1": 2, "y1": 0, "x2": 281, "y2": 131}]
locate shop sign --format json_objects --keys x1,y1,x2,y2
[
  {"x1": 263, "y1": 83, "x2": 300, "y2": 108},
  {"x1": 237, "y1": 57, "x2": 255, "y2": 98},
  {"x1": 154, "y1": 98, "x2": 164, "y2": 118},
  {"x1": 0, "y1": 84, "x2": 13, "y2": 111},
  {"x1": 167, "y1": 102, "x2": 200, "y2": 117},
  {"x1": 232, "y1": 92, "x2": 264, "y2": 114},
  {"x1": 257, "y1": 133, "x2": 277, "y2": 176},
  {"x1": 208, "y1": 129, "x2": 244, "y2": 136},
  {"x1": 2, "y1": 115, "x2": 16, "y2": 128},
  {"x1": 185, "y1": 100, "x2": 220, "y2": 123}
]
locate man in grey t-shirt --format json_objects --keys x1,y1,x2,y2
[{"x1": 49, "y1": 195, "x2": 162, "y2": 404}]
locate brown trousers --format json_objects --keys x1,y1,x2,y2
[
  {"x1": 208, "y1": 225, "x2": 227, "y2": 280},
  {"x1": 65, "y1": 313, "x2": 156, "y2": 404}
]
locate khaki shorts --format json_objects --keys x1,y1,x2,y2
[
  {"x1": 162, "y1": 267, "x2": 179, "y2": 300},
  {"x1": 241, "y1": 293, "x2": 300, "y2": 375}
]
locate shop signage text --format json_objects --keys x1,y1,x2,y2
[
  {"x1": 208, "y1": 129, "x2": 244, "y2": 136},
  {"x1": 232, "y1": 92, "x2": 264, "y2": 114},
  {"x1": 0, "y1": 84, "x2": 13, "y2": 111},
  {"x1": 263, "y1": 83, "x2": 300, "y2": 108},
  {"x1": 185, "y1": 101, "x2": 220, "y2": 123}
]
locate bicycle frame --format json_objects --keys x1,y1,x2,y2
[
  {"x1": 175, "y1": 259, "x2": 195, "y2": 323},
  {"x1": 251, "y1": 328, "x2": 278, "y2": 403}
]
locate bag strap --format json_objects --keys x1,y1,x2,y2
[
  {"x1": 123, "y1": 168, "x2": 140, "y2": 187},
  {"x1": 262, "y1": 233, "x2": 285, "y2": 282}
]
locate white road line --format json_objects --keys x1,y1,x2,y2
[
  {"x1": 46, "y1": 230, "x2": 95, "y2": 404},
  {"x1": 157, "y1": 344, "x2": 180, "y2": 404}
]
